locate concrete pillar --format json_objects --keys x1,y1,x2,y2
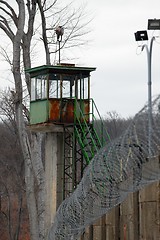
[{"x1": 45, "y1": 132, "x2": 64, "y2": 236}]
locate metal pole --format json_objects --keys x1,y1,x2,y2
[
  {"x1": 143, "y1": 37, "x2": 155, "y2": 157},
  {"x1": 58, "y1": 40, "x2": 60, "y2": 64}
]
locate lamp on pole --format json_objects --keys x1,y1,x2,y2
[
  {"x1": 55, "y1": 26, "x2": 64, "y2": 64},
  {"x1": 134, "y1": 19, "x2": 160, "y2": 157}
]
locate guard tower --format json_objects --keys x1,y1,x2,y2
[{"x1": 26, "y1": 63, "x2": 108, "y2": 235}]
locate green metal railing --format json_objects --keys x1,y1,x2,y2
[
  {"x1": 90, "y1": 98, "x2": 111, "y2": 144},
  {"x1": 74, "y1": 98, "x2": 110, "y2": 165}
]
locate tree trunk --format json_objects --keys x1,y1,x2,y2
[
  {"x1": 12, "y1": 1, "x2": 40, "y2": 239},
  {"x1": 25, "y1": 161, "x2": 39, "y2": 240},
  {"x1": 37, "y1": 0, "x2": 51, "y2": 65},
  {"x1": 31, "y1": 133, "x2": 45, "y2": 239}
]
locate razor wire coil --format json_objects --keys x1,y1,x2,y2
[{"x1": 48, "y1": 95, "x2": 160, "y2": 240}]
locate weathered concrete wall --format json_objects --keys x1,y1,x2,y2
[
  {"x1": 139, "y1": 182, "x2": 160, "y2": 240},
  {"x1": 81, "y1": 181, "x2": 160, "y2": 240}
]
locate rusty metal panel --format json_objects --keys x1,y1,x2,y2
[
  {"x1": 49, "y1": 99, "x2": 61, "y2": 122},
  {"x1": 49, "y1": 99, "x2": 74, "y2": 123},
  {"x1": 49, "y1": 99, "x2": 90, "y2": 124},
  {"x1": 61, "y1": 99, "x2": 74, "y2": 123}
]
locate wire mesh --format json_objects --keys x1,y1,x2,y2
[{"x1": 48, "y1": 95, "x2": 160, "y2": 240}]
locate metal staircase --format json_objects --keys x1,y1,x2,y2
[
  {"x1": 62, "y1": 98, "x2": 110, "y2": 199},
  {"x1": 74, "y1": 98, "x2": 110, "y2": 166}
]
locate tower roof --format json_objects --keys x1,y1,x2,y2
[{"x1": 25, "y1": 64, "x2": 96, "y2": 78}]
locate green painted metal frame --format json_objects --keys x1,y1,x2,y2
[
  {"x1": 62, "y1": 97, "x2": 110, "y2": 199},
  {"x1": 73, "y1": 98, "x2": 110, "y2": 165}
]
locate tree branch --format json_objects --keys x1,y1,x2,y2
[
  {"x1": 0, "y1": 17, "x2": 14, "y2": 41},
  {"x1": 37, "y1": 0, "x2": 50, "y2": 64},
  {"x1": 0, "y1": 0, "x2": 18, "y2": 26}
]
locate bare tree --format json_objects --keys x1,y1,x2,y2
[
  {"x1": 104, "y1": 111, "x2": 132, "y2": 140},
  {"x1": 0, "y1": 1, "x2": 91, "y2": 239},
  {"x1": 0, "y1": 93, "x2": 27, "y2": 239}
]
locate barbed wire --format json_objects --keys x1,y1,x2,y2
[{"x1": 48, "y1": 95, "x2": 160, "y2": 240}]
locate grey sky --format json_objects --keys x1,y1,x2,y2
[
  {"x1": 76, "y1": 0, "x2": 160, "y2": 118},
  {"x1": 1, "y1": 0, "x2": 160, "y2": 118}
]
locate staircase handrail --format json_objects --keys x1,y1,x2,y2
[
  {"x1": 90, "y1": 98, "x2": 111, "y2": 145},
  {"x1": 74, "y1": 98, "x2": 99, "y2": 153}
]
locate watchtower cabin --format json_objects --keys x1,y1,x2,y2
[
  {"x1": 26, "y1": 63, "x2": 108, "y2": 200},
  {"x1": 28, "y1": 64, "x2": 94, "y2": 127}
]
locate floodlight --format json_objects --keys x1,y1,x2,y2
[
  {"x1": 148, "y1": 19, "x2": 160, "y2": 30},
  {"x1": 134, "y1": 31, "x2": 148, "y2": 41}
]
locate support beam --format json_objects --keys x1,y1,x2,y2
[{"x1": 45, "y1": 132, "x2": 64, "y2": 236}]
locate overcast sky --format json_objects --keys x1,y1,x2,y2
[
  {"x1": 76, "y1": 0, "x2": 160, "y2": 118},
  {"x1": 1, "y1": 1, "x2": 160, "y2": 118}
]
